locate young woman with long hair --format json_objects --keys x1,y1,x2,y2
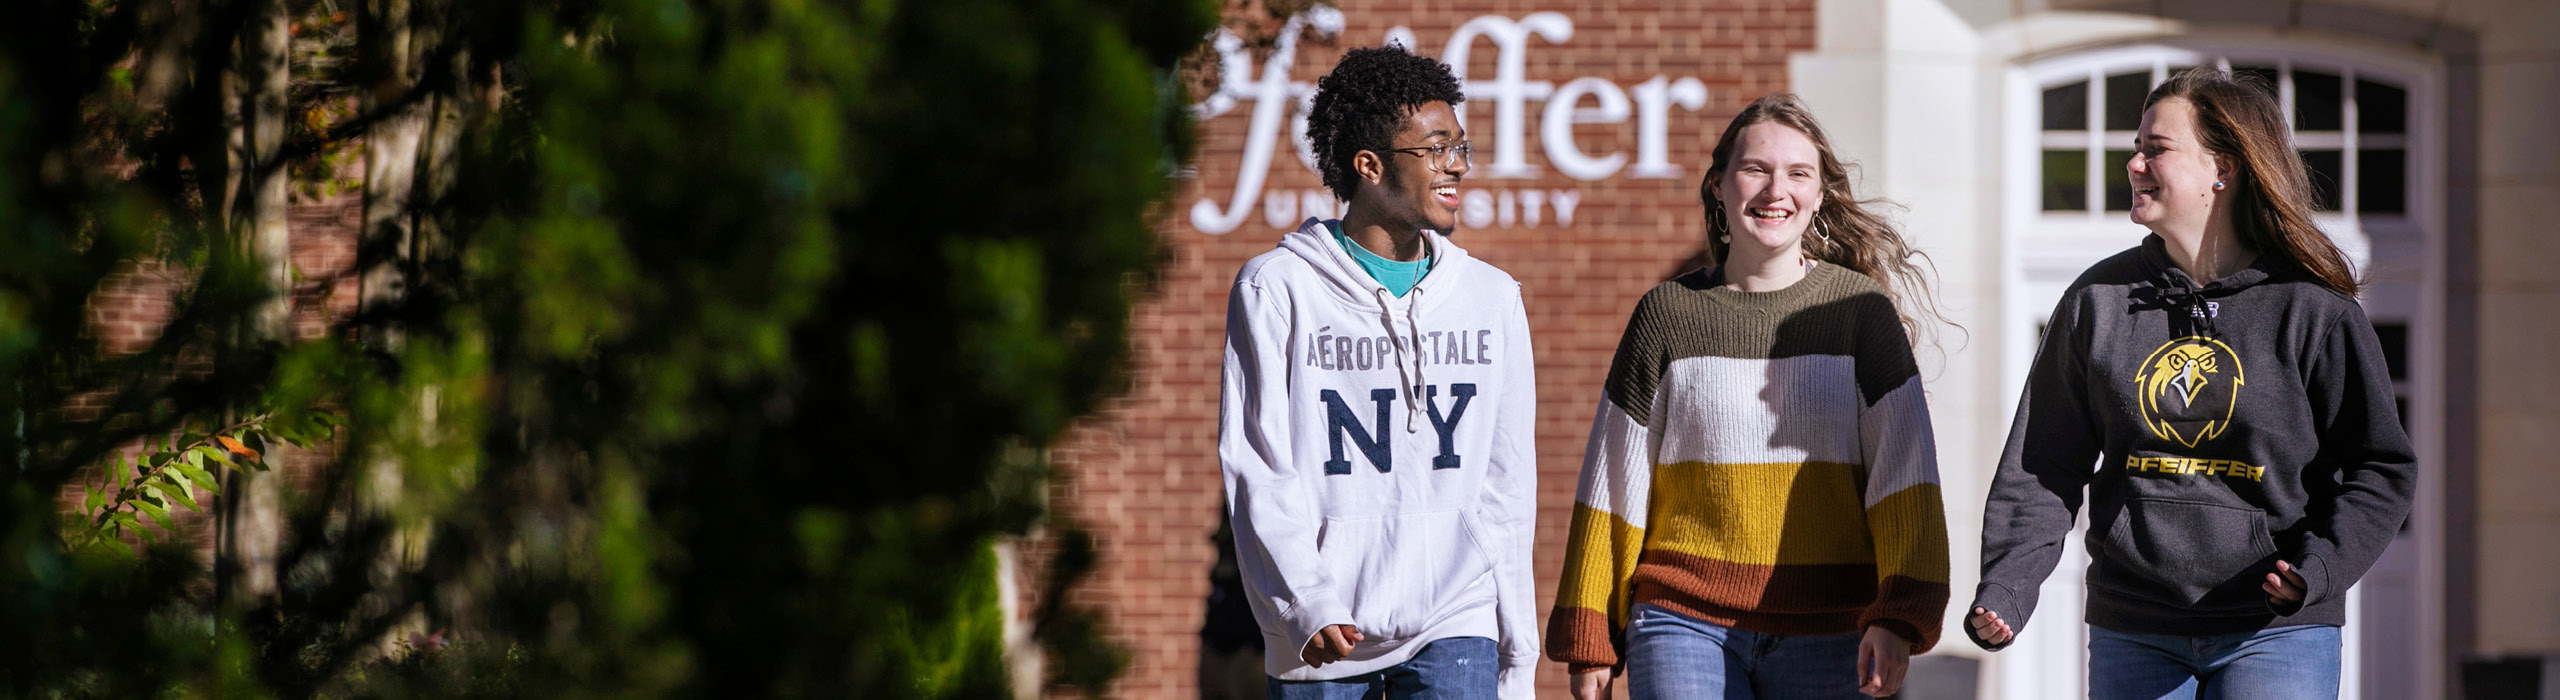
[
  {"x1": 1964, "y1": 68, "x2": 2416, "y2": 700},
  {"x1": 1547, "y1": 93, "x2": 1952, "y2": 699}
]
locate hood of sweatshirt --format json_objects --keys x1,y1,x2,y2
[
  {"x1": 2126, "y1": 234, "x2": 2279, "y2": 339},
  {"x1": 1278, "y1": 217, "x2": 1477, "y2": 315}
]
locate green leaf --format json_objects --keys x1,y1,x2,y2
[
  {"x1": 184, "y1": 447, "x2": 207, "y2": 471},
  {"x1": 174, "y1": 461, "x2": 221, "y2": 495},
  {"x1": 134, "y1": 498, "x2": 174, "y2": 533},
  {"x1": 100, "y1": 538, "x2": 135, "y2": 559},
  {"x1": 160, "y1": 471, "x2": 201, "y2": 511},
  {"x1": 85, "y1": 486, "x2": 105, "y2": 513}
]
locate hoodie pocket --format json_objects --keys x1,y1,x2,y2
[
  {"x1": 1332, "y1": 509, "x2": 1492, "y2": 642},
  {"x1": 2095, "y1": 498, "x2": 2277, "y2": 608}
]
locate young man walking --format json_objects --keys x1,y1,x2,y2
[{"x1": 1219, "y1": 46, "x2": 1539, "y2": 699}]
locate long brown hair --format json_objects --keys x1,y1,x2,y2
[
  {"x1": 1699, "y1": 93, "x2": 1949, "y2": 342},
  {"x1": 2144, "y1": 68, "x2": 2360, "y2": 294}
]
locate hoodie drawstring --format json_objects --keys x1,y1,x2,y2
[
  {"x1": 1405, "y1": 285, "x2": 1428, "y2": 432},
  {"x1": 2162, "y1": 275, "x2": 2222, "y2": 338},
  {"x1": 1374, "y1": 286, "x2": 1429, "y2": 433}
]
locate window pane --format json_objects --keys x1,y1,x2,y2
[
  {"x1": 2104, "y1": 149, "x2": 2135, "y2": 211},
  {"x1": 2106, "y1": 72, "x2": 2152, "y2": 131},
  {"x1": 2359, "y1": 79, "x2": 2407, "y2": 134},
  {"x1": 2043, "y1": 149, "x2": 2088, "y2": 212},
  {"x1": 2296, "y1": 69, "x2": 2344, "y2": 131},
  {"x1": 2373, "y1": 322, "x2": 2408, "y2": 381},
  {"x1": 2301, "y1": 149, "x2": 2343, "y2": 211},
  {"x1": 2044, "y1": 80, "x2": 2089, "y2": 131},
  {"x1": 2232, "y1": 65, "x2": 2281, "y2": 99},
  {"x1": 2361, "y1": 149, "x2": 2407, "y2": 215}
]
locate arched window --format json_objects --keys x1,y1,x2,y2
[
  {"x1": 2036, "y1": 59, "x2": 2410, "y2": 218},
  {"x1": 2013, "y1": 45, "x2": 2435, "y2": 277}
]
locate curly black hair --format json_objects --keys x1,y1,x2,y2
[{"x1": 1306, "y1": 46, "x2": 1466, "y2": 203}]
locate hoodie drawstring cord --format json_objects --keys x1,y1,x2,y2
[
  {"x1": 1405, "y1": 285, "x2": 1427, "y2": 433},
  {"x1": 2163, "y1": 274, "x2": 2222, "y2": 338},
  {"x1": 1375, "y1": 286, "x2": 1429, "y2": 433}
]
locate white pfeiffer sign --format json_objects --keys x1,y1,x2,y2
[{"x1": 1188, "y1": 8, "x2": 1712, "y2": 234}]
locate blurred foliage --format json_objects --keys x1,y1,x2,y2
[{"x1": 0, "y1": 0, "x2": 1212, "y2": 696}]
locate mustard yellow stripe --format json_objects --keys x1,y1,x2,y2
[
  {"x1": 1557, "y1": 503, "x2": 1647, "y2": 627},
  {"x1": 1866, "y1": 482, "x2": 1950, "y2": 584},
  {"x1": 1645, "y1": 461, "x2": 1875, "y2": 566}
]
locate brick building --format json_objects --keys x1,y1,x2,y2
[
  {"x1": 1045, "y1": 2, "x2": 1808, "y2": 698},
  {"x1": 1041, "y1": 0, "x2": 2560, "y2": 698}
]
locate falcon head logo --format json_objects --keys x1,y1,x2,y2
[{"x1": 2135, "y1": 337, "x2": 2246, "y2": 447}]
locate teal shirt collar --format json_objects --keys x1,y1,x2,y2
[{"x1": 1326, "y1": 221, "x2": 1434, "y2": 298}]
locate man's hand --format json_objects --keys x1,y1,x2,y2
[
  {"x1": 1300, "y1": 624, "x2": 1363, "y2": 667},
  {"x1": 1568, "y1": 665, "x2": 1614, "y2": 700},
  {"x1": 2264, "y1": 559, "x2": 2307, "y2": 608},
  {"x1": 1967, "y1": 607, "x2": 2014, "y2": 648},
  {"x1": 1856, "y1": 625, "x2": 1911, "y2": 697}
]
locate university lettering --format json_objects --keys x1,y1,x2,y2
[
  {"x1": 2123, "y1": 455, "x2": 2267, "y2": 482},
  {"x1": 1187, "y1": 8, "x2": 1707, "y2": 234}
]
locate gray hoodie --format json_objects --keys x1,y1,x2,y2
[{"x1": 1970, "y1": 234, "x2": 2416, "y2": 645}]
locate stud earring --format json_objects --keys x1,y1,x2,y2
[{"x1": 2213, "y1": 180, "x2": 2226, "y2": 191}]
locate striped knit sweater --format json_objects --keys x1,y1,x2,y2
[{"x1": 1546, "y1": 262, "x2": 1949, "y2": 670}]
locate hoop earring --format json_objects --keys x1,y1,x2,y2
[
  {"x1": 1714, "y1": 206, "x2": 1731, "y2": 244},
  {"x1": 1816, "y1": 216, "x2": 1832, "y2": 247}
]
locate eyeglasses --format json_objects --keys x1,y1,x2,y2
[{"x1": 1385, "y1": 140, "x2": 1473, "y2": 171}]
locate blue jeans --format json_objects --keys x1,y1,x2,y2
[
  {"x1": 2088, "y1": 624, "x2": 2341, "y2": 700},
  {"x1": 1267, "y1": 637, "x2": 1496, "y2": 700},
  {"x1": 1623, "y1": 602, "x2": 1864, "y2": 700}
]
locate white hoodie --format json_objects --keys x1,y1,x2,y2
[{"x1": 1220, "y1": 218, "x2": 1539, "y2": 697}]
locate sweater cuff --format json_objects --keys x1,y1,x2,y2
[
  {"x1": 2272, "y1": 553, "x2": 2331, "y2": 616},
  {"x1": 1543, "y1": 606, "x2": 1621, "y2": 669},
  {"x1": 1283, "y1": 596, "x2": 1353, "y2": 657},
  {"x1": 1967, "y1": 584, "x2": 2021, "y2": 651},
  {"x1": 1496, "y1": 663, "x2": 1536, "y2": 700},
  {"x1": 1868, "y1": 619, "x2": 1926, "y2": 653}
]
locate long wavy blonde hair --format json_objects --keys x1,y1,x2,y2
[{"x1": 1699, "y1": 93, "x2": 1952, "y2": 344}]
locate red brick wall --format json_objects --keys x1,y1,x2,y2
[
  {"x1": 60, "y1": 190, "x2": 359, "y2": 560},
  {"x1": 1047, "y1": 1, "x2": 1816, "y2": 696}
]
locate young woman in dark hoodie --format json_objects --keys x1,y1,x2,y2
[{"x1": 1963, "y1": 68, "x2": 2416, "y2": 700}]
